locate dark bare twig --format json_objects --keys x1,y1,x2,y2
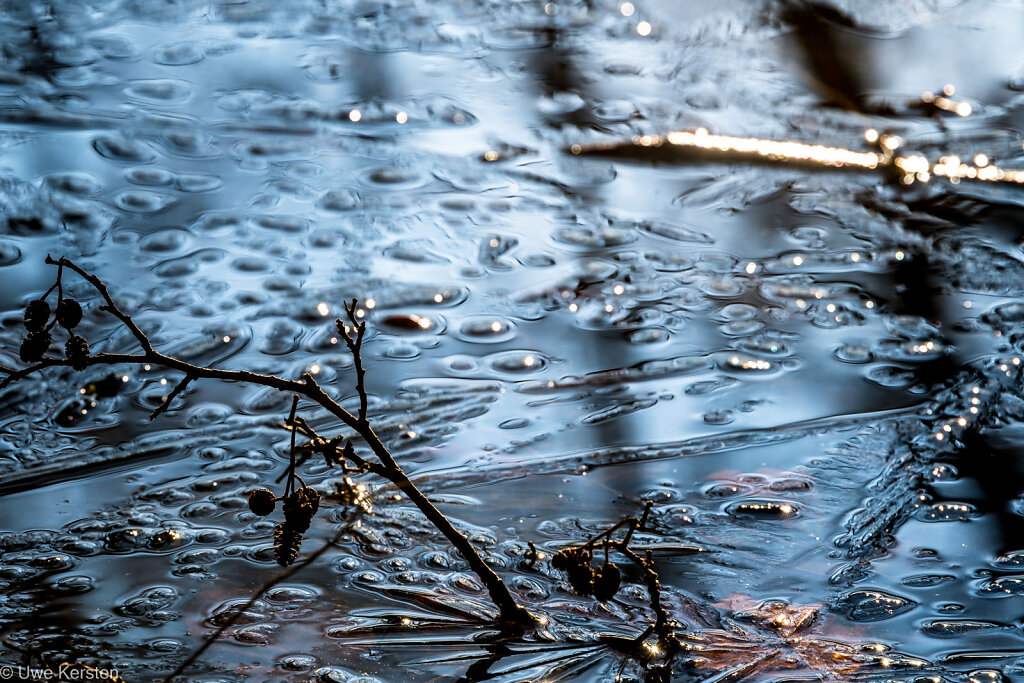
[
  {"x1": 3, "y1": 257, "x2": 536, "y2": 629},
  {"x1": 284, "y1": 395, "x2": 300, "y2": 496},
  {"x1": 288, "y1": 415, "x2": 385, "y2": 477},
  {"x1": 148, "y1": 373, "x2": 195, "y2": 421},
  {"x1": 585, "y1": 503, "x2": 670, "y2": 636},
  {"x1": 338, "y1": 298, "x2": 368, "y2": 424},
  {"x1": 525, "y1": 541, "x2": 539, "y2": 568},
  {"x1": 551, "y1": 501, "x2": 681, "y2": 675}
]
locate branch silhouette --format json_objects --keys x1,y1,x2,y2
[{"x1": 2, "y1": 256, "x2": 536, "y2": 629}]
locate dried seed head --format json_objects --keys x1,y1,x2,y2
[
  {"x1": 20, "y1": 330, "x2": 51, "y2": 363},
  {"x1": 592, "y1": 561, "x2": 621, "y2": 602},
  {"x1": 551, "y1": 546, "x2": 591, "y2": 572},
  {"x1": 273, "y1": 522, "x2": 302, "y2": 567},
  {"x1": 65, "y1": 335, "x2": 90, "y2": 371},
  {"x1": 283, "y1": 486, "x2": 320, "y2": 532},
  {"x1": 56, "y1": 298, "x2": 83, "y2": 329},
  {"x1": 24, "y1": 299, "x2": 50, "y2": 332},
  {"x1": 567, "y1": 563, "x2": 595, "y2": 597},
  {"x1": 247, "y1": 488, "x2": 276, "y2": 516}
]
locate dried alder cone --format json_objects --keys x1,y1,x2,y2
[
  {"x1": 273, "y1": 522, "x2": 302, "y2": 567},
  {"x1": 17, "y1": 268, "x2": 88, "y2": 367},
  {"x1": 592, "y1": 561, "x2": 622, "y2": 602},
  {"x1": 283, "y1": 486, "x2": 320, "y2": 533},
  {"x1": 24, "y1": 299, "x2": 50, "y2": 331},
  {"x1": 247, "y1": 488, "x2": 276, "y2": 516},
  {"x1": 56, "y1": 298, "x2": 83, "y2": 329},
  {"x1": 551, "y1": 547, "x2": 622, "y2": 601},
  {"x1": 64, "y1": 335, "x2": 90, "y2": 371},
  {"x1": 20, "y1": 330, "x2": 51, "y2": 363}
]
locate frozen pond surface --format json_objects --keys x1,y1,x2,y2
[{"x1": 4, "y1": 0, "x2": 1024, "y2": 680}]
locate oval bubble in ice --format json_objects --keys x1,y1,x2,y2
[
  {"x1": 139, "y1": 227, "x2": 191, "y2": 253},
  {"x1": 152, "y1": 41, "x2": 205, "y2": 65},
  {"x1": 488, "y1": 350, "x2": 548, "y2": 374},
  {"x1": 918, "y1": 502, "x2": 979, "y2": 522},
  {"x1": 177, "y1": 174, "x2": 223, "y2": 193},
  {"x1": 836, "y1": 589, "x2": 917, "y2": 622},
  {"x1": 379, "y1": 314, "x2": 441, "y2": 334},
  {"x1": 124, "y1": 78, "x2": 193, "y2": 102},
  {"x1": 704, "y1": 410, "x2": 734, "y2": 425},
  {"x1": 114, "y1": 190, "x2": 176, "y2": 213},
  {"x1": 92, "y1": 135, "x2": 156, "y2": 163},
  {"x1": 456, "y1": 318, "x2": 515, "y2": 343},
  {"x1": 835, "y1": 343, "x2": 873, "y2": 364},
  {"x1": 724, "y1": 499, "x2": 799, "y2": 519},
  {"x1": 125, "y1": 167, "x2": 175, "y2": 186}
]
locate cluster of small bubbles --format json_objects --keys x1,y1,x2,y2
[
  {"x1": 117, "y1": 585, "x2": 181, "y2": 624},
  {"x1": 917, "y1": 502, "x2": 979, "y2": 523}
]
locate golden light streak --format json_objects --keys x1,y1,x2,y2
[
  {"x1": 660, "y1": 129, "x2": 881, "y2": 168},
  {"x1": 569, "y1": 127, "x2": 1024, "y2": 188}
]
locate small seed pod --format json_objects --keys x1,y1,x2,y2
[
  {"x1": 248, "y1": 488, "x2": 276, "y2": 516},
  {"x1": 551, "y1": 548, "x2": 571, "y2": 571},
  {"x1": 592, "y1": 561, "x2": 621, "y2": 602},
  {"x1": 56, "y1": 298, "x2": 83, "y2": 329},
  {"x1": 273, "y1": 522, "x2": 302, "y2": 567},
  {"x1": 297, "y1": 486, "x2": 320, "y2": 515},
  {"x1": 24, "y1": 299, "x2": 50, "y2": 332},
  {"x1": 283, "y1": 486, "x2": 320, "y2": 532},
  {"x1": 20, "y1": 330, "x2": 51, "y2": 363},
  {"x1": 552, "y1": 546, "x2": 591, "y2": 572},
  {"x1": 567, "y1": 563, "x2": 595, "y2": 597},
  {"x1": 65, "y1": 335, "x2": 90, "y2": 371}
]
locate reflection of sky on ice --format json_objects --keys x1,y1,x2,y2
[{"x1": 2, "y1": 0, "x2": 1024, "y2": 679}]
